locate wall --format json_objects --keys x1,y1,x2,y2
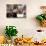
[{"x1": 0, "y1": 0, "x2": 46, "y2": 41}]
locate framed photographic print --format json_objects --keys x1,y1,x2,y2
[{"x1": 6, "y1": 4, "x2": 26, "y2": 18}]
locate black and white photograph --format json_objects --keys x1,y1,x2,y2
[{"x1": 6, "y1": 4, "x2": 26, "y2": 18}]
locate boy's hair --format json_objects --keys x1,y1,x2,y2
[{"x1": 40, "y1": 6, "x2": 46, "y2": 9}]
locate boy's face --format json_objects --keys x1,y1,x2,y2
[
  {"x1": 40, "y1": 6, "x2": 46, "y2": 14},
  {"x1": 42, "y1": 8, "x2": 46, "y2": 14}
]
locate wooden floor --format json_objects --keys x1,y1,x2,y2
[{"x1": 14, "y1": 43, "x2": 46, "y2": 46}]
